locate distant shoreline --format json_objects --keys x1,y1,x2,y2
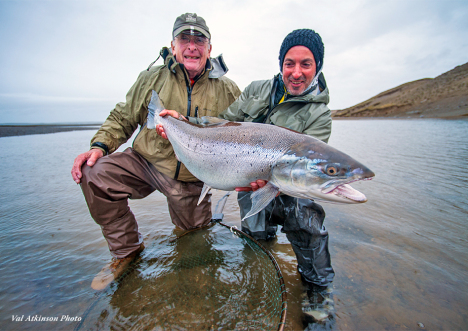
[
  {"x1": 332, "y1": 115, "x2": 468, "y2": 120},
  {"x1": 0, "y1": 124, "x2": 102, "y2": 138},
  {"x1": 1, "y1": 116, "x2": 467, "y2": 138}
]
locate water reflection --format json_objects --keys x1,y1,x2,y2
[
  {"x1": 78, "y1": 225, "x2": 284, "y2": 330},
  {"x1": 1, "y1": 119, "x2": 467, "y2": 331}
]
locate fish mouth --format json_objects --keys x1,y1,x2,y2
[{"x1": 321, "y1": 177, "x2": 373, "y2": 203}]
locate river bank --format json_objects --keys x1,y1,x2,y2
[
  {"x1": 2, "y1": 115, "x2": 467, "y2": 139},
  {"x1": 0, "y1": 124, "x2": 102, "y2": 138}
]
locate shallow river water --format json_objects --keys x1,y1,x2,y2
[{"x1": 0, "y1": 119, "x2": 467, "y2": 330}]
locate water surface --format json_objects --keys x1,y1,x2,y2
[{"x1": 0, "y1": 119, "x2": 467, "y2": 330}]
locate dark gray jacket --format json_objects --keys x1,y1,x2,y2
[{"x1": 218, "y1": 74, "x2": 332, "y2": 143}]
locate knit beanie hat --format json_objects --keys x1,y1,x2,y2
[{"x1": 279, "y1": 29, "x2": 324, "y2": 72}]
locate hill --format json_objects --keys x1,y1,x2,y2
[{"x1": 332, "y1": 62, "x2": 468, "y2": 119}]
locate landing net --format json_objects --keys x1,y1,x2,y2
[{"x1": 75, "y1": 194, "x2": 287, "y2": 331}]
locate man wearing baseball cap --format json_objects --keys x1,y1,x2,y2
[{"x1": 71, "y1": 13, "x2": 240, "y2": 290}]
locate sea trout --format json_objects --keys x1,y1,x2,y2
[{"x1": 148, "y1": 91, "x2": 375, "y2": 219}]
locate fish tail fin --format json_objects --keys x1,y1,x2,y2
[
  {"x1": 147, "y1": 90, "x2": 165, "y2": 129},
  {"x1": 242, "y1": 182, "x2": 279, "y2": 220}
]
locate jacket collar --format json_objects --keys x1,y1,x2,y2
[{"x1": 159, "y1": 47, "x2": 229, "y2": 79}]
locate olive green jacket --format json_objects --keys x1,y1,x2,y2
[
  {"x1": 219, "y1": 74, "x2": 332, "y2": 143},
  {"x1": 91, "y1": 47, "x2": 241, "y2": 182}
]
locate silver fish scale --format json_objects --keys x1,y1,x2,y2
[{"x1": 162, "y1": 118, "x2": 303, "y2": 190}]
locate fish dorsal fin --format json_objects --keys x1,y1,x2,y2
[
  {"x1": 197, "y1": 183, "x2": 212, "y2": 205},
  {"x1": 199, "y1": 116, "x2": 229, "y2": 126},
  {"x1": 242, "y1": 182, "x2": 280, "y2": 220}
]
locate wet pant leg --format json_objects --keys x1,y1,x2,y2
[
  {"x1": 237, "y1": 192, "x2": 334, "y2": 287},
  {"x1": 272, "y1": 196, "x2": 334, "y2": 287},
  {"x1": 80, "y1": 148, "x2": 211, "y2": 258}
]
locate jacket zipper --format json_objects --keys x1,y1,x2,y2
[
  {"x1": 186, "y1": 85, "x2": 192, "y2": 117},
  {"x1": 174, "y1": 71, "x2": 194, "y2": 180}
]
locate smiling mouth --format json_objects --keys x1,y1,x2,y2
[
  {"x1": 289, "y1": 81, "x2": 304, "y2": 86},
  {"x1": 184, "y1": 56, "x2": 199, "y2": 60}
]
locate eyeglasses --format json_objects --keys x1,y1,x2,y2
[{"x1": 176, "y1": 34, "x2": 209, "y2": 46}]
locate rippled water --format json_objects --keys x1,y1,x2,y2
[{"x1": 0, "y1": 119, "x2": 467, "y2": 330}]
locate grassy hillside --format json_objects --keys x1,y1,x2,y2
[{"x1": 332, "y1": 62, "x2": 468, "y2": 119}]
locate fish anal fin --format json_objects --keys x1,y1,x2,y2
[
  {"x1": 197, "y1": 183, "x2": 212, "y2": 205},
  {"x1": 242, "y1": 182, "x2": 279, "y2": 220}
]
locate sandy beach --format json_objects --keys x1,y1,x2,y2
[{"x1": 0, "y1": 124, "x2": 102, "y2": 138}]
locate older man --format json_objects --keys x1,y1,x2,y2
[{"x1": 71, "y1": 13, "x2": 241, "y2": 290}]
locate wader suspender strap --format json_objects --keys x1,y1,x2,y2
[{"x1": 253, "y1": 77, "x2": 279, "y2": 124}]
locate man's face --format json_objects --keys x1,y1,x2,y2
[
  {"x1": 282, "y1": 46, "x2": 317, "y2": 96},
  {"x1": 171, "y1": 32, "x2": 212, "y2": 80}
]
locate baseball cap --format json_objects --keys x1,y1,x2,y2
[{"x1": 173, "y1": 13, "x2": 211, "y2": 40}]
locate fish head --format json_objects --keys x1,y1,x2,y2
[{"x1": 271, "y1": 138, "x2": 375, "y2": 203}]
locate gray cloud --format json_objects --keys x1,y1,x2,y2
[{"x1": 1, "y1": 0, "x2": 467, "y2": 123}]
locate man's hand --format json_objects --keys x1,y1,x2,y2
[
  {"x1": 156, "y1": 109, "x2": 186, "y2": 139},
  {"x1": 235, "y1": 180, "x2": 280, "y2": 197},
  {"x1": 235, "y1": 179, "x2": 268, "y2": 192},
  {"x1": 71, "y1": 149, "x2": 104, "y2": 184}
]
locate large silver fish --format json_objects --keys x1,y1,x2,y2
[{"x1": 148, "y1": 91, "x2": 375, "y2": 220}]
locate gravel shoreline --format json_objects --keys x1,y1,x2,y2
[{"x1": 0, "y1": 124, "x2": 102, "y2": 138}]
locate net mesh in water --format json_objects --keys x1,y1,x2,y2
[{"x1": 76, "y1": 222, "x2": 287, "y2": 331}]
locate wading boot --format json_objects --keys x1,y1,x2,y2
[
  {"x1": 91, "y1": 243, "x2": 145, "y2": 291},
  {"x1": 301, "y1": 283, "x2": 334, "y2": 325}
]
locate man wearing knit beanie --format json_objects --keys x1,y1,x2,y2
[
  {"x1": 279, "y1": 29, "x2": 324, "y2": 73},
  {"x1": 219, "y1": 28, "x2": 334, "y2": 322},
  {"x1": 279, "y1": 29, "x2": 325, "y2": 96},
  {"x1": 157, "y1": 28, "x2": 333, "y2": 323}
]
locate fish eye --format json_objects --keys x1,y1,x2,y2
[{"x1": 325, "y1": 164, "x2": 339, "y2": 176}]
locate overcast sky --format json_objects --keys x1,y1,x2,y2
[{"x1": 0, "y1": 0, "x2": 467, "y2": 124}]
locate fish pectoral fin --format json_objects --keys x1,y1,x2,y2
[
  {"x1": 242, "y1": 182, "x2": 279, "y2": 220},
  {"x1": 197, "y1": 183, "x2": 212, "y2": 205}
]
